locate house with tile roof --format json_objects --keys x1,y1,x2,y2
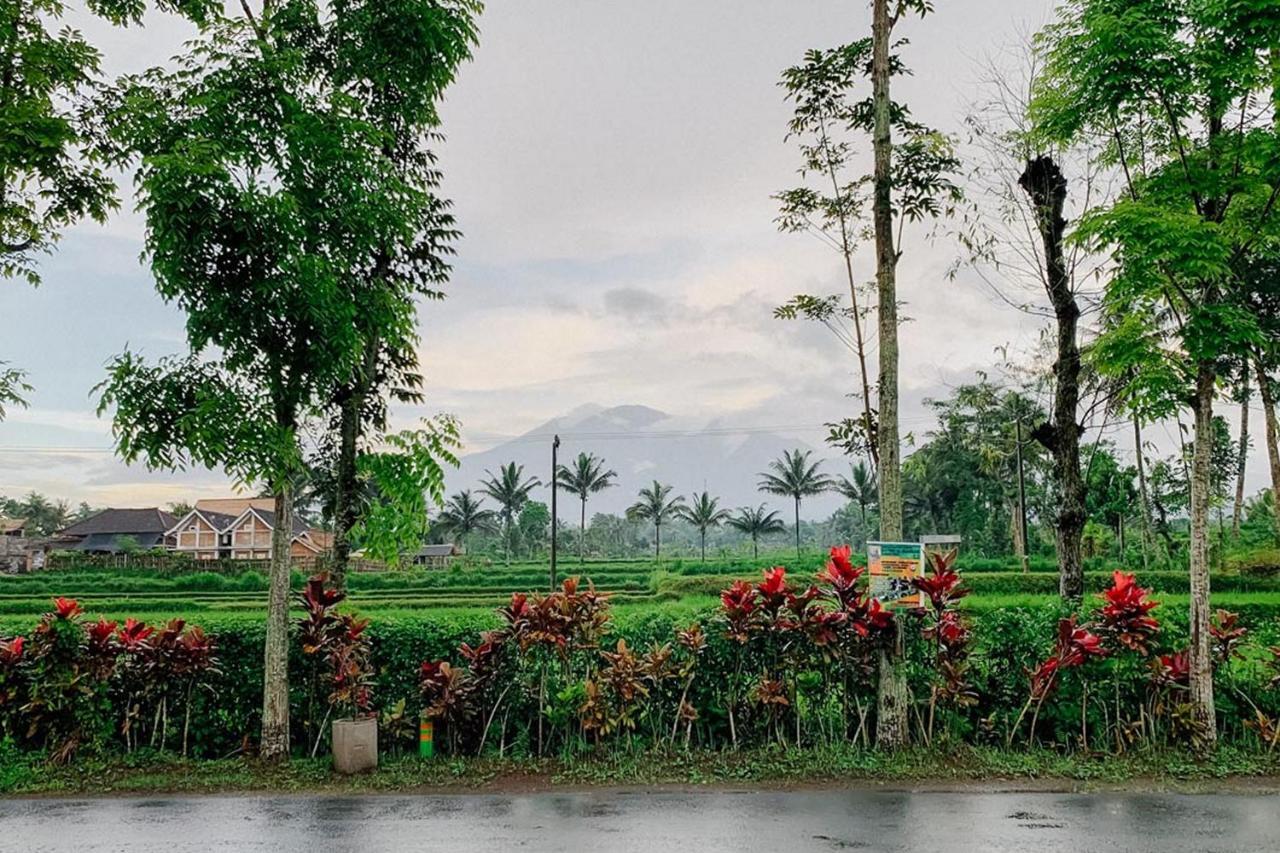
[
  {"x1": 167, "y1": 500, "x2": 323, "y2": 561},
  {"x1": 57, "y1": 508, "x2": 178, "y2": 553}
]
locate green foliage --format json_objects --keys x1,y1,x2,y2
[{"x1": 354, "y1": 415, "x2": 461, "y2": 565}]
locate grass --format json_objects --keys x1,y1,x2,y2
[{"x1": 3, "y1": 745, "x2": 1278, "y2": 796}]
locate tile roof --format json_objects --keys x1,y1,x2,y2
[{"x1": 60, "y1": 508, "x2": 177, "y2": 537}]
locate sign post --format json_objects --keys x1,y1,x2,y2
[{"x1": 867, "y1": 541, "x2": 925, "y2": 607}]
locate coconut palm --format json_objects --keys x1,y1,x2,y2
[
  {"x1": 835, "y1": 460, "x2": 878, "y2": 527},
  {"x1": 677, "y1": 491, "x2": 731, "y2": 562},
  {"x1": 626, "y1": 480, "x2": 686, "y2": 561},
  {"x1": 727, "y1": 504, "x2": 787, "y2": 558},
  {"x1": 757, "y1": 448, "x2": 834, "y2": 558},
  {"x1": 479, "y1": 462, "x2": 541, "y2": 563},
  {"x1": 555, "y1": 452, "x2": 618, "y2": 563},
  {"x1": 434, "y1": 491, "x2": 497, "y2": 548}
]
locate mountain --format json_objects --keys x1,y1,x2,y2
[{"x1": 448, "y1": 405, "x2": 847, "y2": 521}]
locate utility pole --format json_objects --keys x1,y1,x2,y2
[
  {"x1": 1015, "y1": 413, "x2": 1029, "y2": 573},
  {"x1": 550, "y1": 434, "x2": 560, "y2": 591}
]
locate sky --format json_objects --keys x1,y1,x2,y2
[{"x1": 0, "y1": 0, "x2": 1271, "y2": 514}]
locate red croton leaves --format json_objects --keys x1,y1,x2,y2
[
  {"x1": 912, "y1": 549, "x2": 969, "y2": 615},
  {"x1": 1152, "y1": 649, "x2": 1191, "y2": 687},
  {"x1": 52, "y1": 597, "x2": 82, "y2": 620},
  {"x1": 1029, "y1": 616, "x2": 1106, "y2": 700},
  {"x1": 1098, "y1": 571, "x2": 1160, "y2": 653},
  {"x1": 117, "y1": 618, "x2": 154, "y2": 650},
  {"x1": 0, "y1": 635, "x2": 24, "y2": 665},
  {"x1": 1209, "y1": 609, "x2": 1248, "y2": 665}
]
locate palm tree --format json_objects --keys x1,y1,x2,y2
[
  {"x1": 479, "y1": 462, "x2": 541, "y2": 563},
  {"x1": 757, "y1": 448, "x2": 834, "y2": 558},
  {"x1": 626, "y1": 480, "x2": 685, "y2": 561},
  {"x1": 835, "y1": 460, "x2": 878, "y2": 529},
  {"x1": 434, "y1": 491, "x2": 497, "y2": 548},
  {"x1": 677, "y1": 491, "x2": 731, "y2": 561},
  {"x1": 728, "y1": 504, "x2": 787, "y2": 558},
  {"x1": 555, "y1": 452, "x2": 618, "y2": 563}
]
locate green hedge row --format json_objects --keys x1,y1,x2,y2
[
  {"x1": 3, "y1": 593, "x2": 1277, "y2": 759},
  {"x1": 657, "y1": 570, "x2": 1280, "y2": 599}
]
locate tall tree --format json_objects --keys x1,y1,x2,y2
[
  {"x1": 775, "y1": 46, "x2": 878, "y2": 464},
  {"x1": 1231, "y1": 374, "x2": 1251, "y2": 539},
  {"x1": 555, "y1": 452, "x2": 617, "y2": 563},
  {"x1": 95, "y1": 0, "x2": 419, "y2": 760},
  {"x1": 757, "y1": 448, "x2": 833, "y2": 559},
  {"x1": 479, "y1": 462, "x2": 540, "y2": 564},
  {"x1": 626, "y1": 480, "x2": 684, "y2": 561},
  {"x1": 727, "y1": 504, "x2": 787, "y2": 559},
  {"x1": 434, "y1": 490, "x2": 495, "y2": 547},
  {"x1": 1034, "y1": 0, "x2": 1280, "y2": 751},
  {"x1": 325, "y1": 0, "x2": 481, "y2": 589},
  {"x1": 677, "y1": 491, "x2": 731, "y2": 562},
  {"x1": 834, "y1": 459, "x2": 878, "y2": 532}
]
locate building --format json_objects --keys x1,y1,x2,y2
[
  {"x1": 408, "y1": 543, "x2": 463, "y2": 568},
  {"x1": 0, "y1": 516, "x2": 26, "y2": 538},
  {"x1": 166, "y1": 498, "x2": 323, "y2": 561},
  {"x1": 0, "y1": 535, "x2": 47, "y2": 573},
  {"x1": 57, "y1": 508, "x2": 178, "y2": 554}
]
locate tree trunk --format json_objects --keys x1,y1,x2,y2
[
  {"x1": 1134, "y1": 418, "x2": 1155, "y2": 570},
  {"x1": 1188, "y1": 362, "x2": 1218, "y2": 753},
  {"x1": 1257, "y1": 360, "x2": 1280, "y2": 545},
  {"x1": 701, "y1": 529, "x2": 706, "y2": 562},
  {"x1": 1019, "y1": 155, "x2": 1085, "y2": 602},
  {"x1": 655, "y1": 523, "x2": 661, "y2": 561},
  {"x1": 330, "y1": 395, "x2": 359, "y2": 591},
  {"x1": 794, "y1": 497, "x2": 801, "y2": 559},
  {"x1": 260, "y1": 481, "x2": 294, "y2": 762},
  {"x1": 1232, "y1": 375, "x2": 1251, "y2": 539},
  {"x1": 580, "y1": 499, "x2": 587, "y2": 564},
  {"x1": 871, "y1": 0, "x2": 908, "y2": 751}
]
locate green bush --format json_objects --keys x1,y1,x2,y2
[{"x1": 1229, "y1": 549, "x2": 1280, "y2": 578}]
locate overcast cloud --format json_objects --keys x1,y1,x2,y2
[{"x1": 1, "y1": 1, "x2": 1271, "y2": 512}]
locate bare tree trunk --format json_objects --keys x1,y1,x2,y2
[
  {"x1": 580, "y1": 499, "x2": 587, "y2": 564},
  {"x1": 1232, "y1": 374, "x2": 1251, "y2": 539},
  {"x1": 1258, "y1": 360, "x2": 1280, "y2": 546},
  {"x1": 1019, "y1": 155, "x2": 1085, "y2": 602},
  {"x1": 331, "y1": 335, "x2": 380, "y2": 592},
  {"x1": 1134, "y1": 418, "x2": 1155, "y2": 570},
  {"x1": 1188, "y1": 363, "x2": 1217, "y2": 753},
  {"x1": 871, "y1": 0, "x2": 908, "y2": 750},
  {"x1": 260, "y1": 481, "x2": 294, "y2": 762},
  {"x1": 794, "y1": 496, "x2": 801, "y2": 559}
]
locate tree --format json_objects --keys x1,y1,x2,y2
[
  {"x1": 1033, "y1": 0, "x2": 1280, "y2": 751},
  {"x1": 324, "y1": 0, "x2": 481, "y2": 588},
  {"x1": 0, "y1": 363, "x2": 31, "y2": 421},
  {"x1": 727, "y1": 504, "x2": 786, "y2": 559},
  {"x1": 775, "y1": 46, "x2": 878, "y2": 465},
  {"x1": 834, "y1": 459, "x2": 878, "y2": 531},
  {"x1": 757, "y1": 449, "x2": 832, "y2": 558},
  {"x1": 555, "y1": 452, "x2": 617, "y2": 563},
  {"x1": 479, "y1": 463, "x2": 540, "y2": 564},
  {"x1": 626, "y1": 481, "x2": 685, "y2": 561},
  {"x1": 434, "y1": 490, "x2": 496, "y2": 547},
  {"x1": 516, "y1": 500, "x2": 550, "y2": 560},
  {"x1": 95, "y1": 0, "x2": 417, "y2": 760},
  {"x1": 677, "y1": 491, "x2": 731, "y2": 562}
]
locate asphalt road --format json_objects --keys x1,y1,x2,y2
[{"x1": 2, "y1": 789, "x2": 1278, "y2": 853}]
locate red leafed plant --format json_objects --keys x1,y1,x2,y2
[
  {"x1": 0, "y1": 636, "x2": 26, "y2": 728},
  {"x1": 1151, "y1": 649, "x2": 1191, "y2": 688},
  {"x1": 720, "y1": 580, "x2": 758, "y2": 644},
  {"x1": 1012, "y1": 616, "x2": 1106, "y2": 747},
  {"x1": 296, "y1": 574, "x2": 375, "y2": 757},
  {"x1": 912, "y1": 549, "x2": 969, "y2": 617},
  {"x1": 1209, "y1": 609, "x2": 1248, "y2": 667},
  {"x1": 52, "y1": 597, "x2": 82, "y2": 620},
  {"x1": 1097, "y1": 571, "x2": 1160, "y2": 654}
]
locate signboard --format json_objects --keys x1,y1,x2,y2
[{"x1": 867, "y1": 541, "x2": 925, "y2": 608}]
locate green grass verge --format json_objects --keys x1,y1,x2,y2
[{"x1": 3, "y1": 745, "x2": 1278, "y2": 796}]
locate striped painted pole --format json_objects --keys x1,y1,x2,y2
[{"x1": 419, "y1": 717, "x2": 434, "y2": 759}]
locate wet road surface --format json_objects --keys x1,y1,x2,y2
[{"x1": 2, "y1": 789, "x2": 1278, "y2": 852}]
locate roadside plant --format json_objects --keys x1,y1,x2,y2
[
  {"x1": 1011, "y1": 616, "x2": 1105, "y2": 747},
  {"x1": 296, "y1": 574, "x2": 374, "y2": 757},
  {"x1": 911, "y1": 549, "x2": 975, "y2": 744}
]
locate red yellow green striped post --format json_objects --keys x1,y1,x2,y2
[{"x1": 419, "y1": 717, "x2": 434, "y2": 759}]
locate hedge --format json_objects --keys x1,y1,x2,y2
[{"x1": 2, "y1": 591, "x2": 1279, "y2": 760}]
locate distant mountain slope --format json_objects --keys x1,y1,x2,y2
[{"x1": 449, "y1": 405, "x2": 847, "y2": 520}]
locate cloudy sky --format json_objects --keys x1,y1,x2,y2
[{"x1": 0, "y1": 1, "x2": 1270, "y2": 511}]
